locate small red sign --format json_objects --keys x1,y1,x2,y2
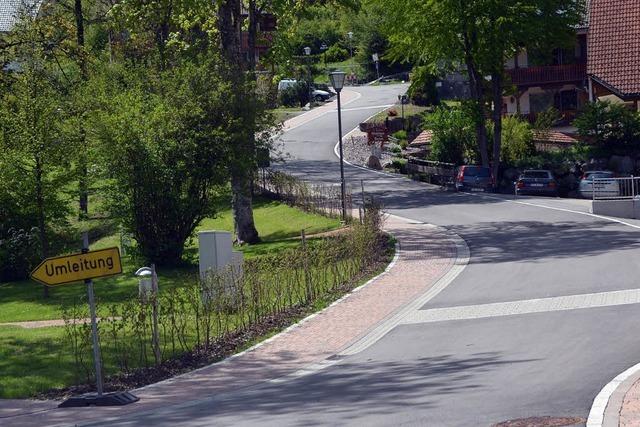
[{"x1": 366, "y1": 124, "x2": 389, "y2": 147}]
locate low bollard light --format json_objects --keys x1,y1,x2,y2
[{"x1": 135, "y1": 266, "x2": 154, "y2": 303}]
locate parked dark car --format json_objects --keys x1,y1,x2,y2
[
  {"x1": 516, "y1": 170, "x2": 558, "y2": 197},
  {"x1": 455, "y1": 165, "x2": 494, "y2": 192}
]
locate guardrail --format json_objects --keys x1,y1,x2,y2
[{"x1": 592, "y1": 176, "x2": 640, "y2": 200}]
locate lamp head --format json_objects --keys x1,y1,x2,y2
[
  {"x1": 329, "y1": 71, "x2": 346, "y2": 92},
  {"x1": 303, "y1": 46, "x2": 311, "y2": 56}
]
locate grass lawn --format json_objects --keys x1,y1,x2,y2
[
  {"x1": 0, "y1": 198, "x2": 341, "y2": 323},
  {"x1": 272, "y1": 106, "x2": 306, "y2": 124},
  {"x1": 0, "y1": 326, "x2": 72, "y2": 399},
  {"x1": 367, "y1": 103, "x2": 432, "y2": 124},
  {"x1": 0, "y1": 236, "x2": 394, "y2": 399},
  {"x1": 314, "y1": 59, "x2": 366, "y2": 84}
]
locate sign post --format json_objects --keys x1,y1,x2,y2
[
  {"x1": 31, "y1": 237, "x2": 138, "y2": 408},
  {"x1": 83, "y1": 232, "x2": 104, "y2": 397},
  {"x1": 372, "y1": 53, "x2": 380, "y2": 80}
]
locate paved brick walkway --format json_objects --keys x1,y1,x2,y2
[
  {"x1": 620, "y1": 382, "x2": 640, "y2": 426},
  {"x1": 0, "y1": 215, "x2": 459, "y2": 427}
]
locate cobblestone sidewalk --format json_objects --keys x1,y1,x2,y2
[{"x1": 0, "y1": 215, "x2": 459, "y2": 427}]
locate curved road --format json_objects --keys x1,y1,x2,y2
[{"x1": 104, "y1": 85, "x2": 640, "y2": 425}]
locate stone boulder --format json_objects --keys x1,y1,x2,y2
[{"x1": 367, "y1": 155, "x2": 383, "y2": 170}]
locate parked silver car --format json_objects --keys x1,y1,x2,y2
[{"x1": 578, "y1": 171, "x2": 619, "y2": 198}]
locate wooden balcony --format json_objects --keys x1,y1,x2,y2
[{"x1": 507, "y1": 63, "x2": 587, "y2": 87}]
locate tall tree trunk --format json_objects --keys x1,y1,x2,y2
[
  {"x1": 491, "y1": 71, "x2": 503, "y2": 188},
  {"x1": 248, "y1": 0, "x2": 258, "y2": 72},
  {"x1": 218, "y1": 0, "x2": 260, "y2": 244},
  {"x1": 35, "y1": 155, "x2": 50, "y2": 299},
  {"x1": 75, "y1": 0, "x2": 89, "y2": 220},
  {"x1": 462, "y1": 32, "x2": 489, "y2": 167}
]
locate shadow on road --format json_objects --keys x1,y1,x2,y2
[
  {"x1": 115, "y1": 352, "x2": 538, "y2": 426},
  {"x1": 452, "y1": 220, "x2": 640, "y2": 265}
]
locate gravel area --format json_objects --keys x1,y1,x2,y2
[{"x1": 342, "y1": 130, "x2": 395, "y2": 168}]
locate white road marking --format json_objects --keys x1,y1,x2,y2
[
  {"x1": 468, "y1": 192, "x2": 640, "y2": 230},
  {"x1": 402, "y1": 288, "x2": 640, "y2": 325},
  {"x1": 337, "y1": 104, "x2": 394, "y2": 113},
  {"x1": 282, "y1": 90, "x2": 363, "y2": 134}
]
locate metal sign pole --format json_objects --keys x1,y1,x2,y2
[{"x1": 83, "y1": 232, "x2": 104, "y2": 396}]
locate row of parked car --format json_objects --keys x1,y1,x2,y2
[{"x1": 454, "y1": 165, "x2": 619, "y2": 198}]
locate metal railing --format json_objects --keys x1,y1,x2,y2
[{"x1": 592, "y1": 176, "x2": 640, "y2": 200}]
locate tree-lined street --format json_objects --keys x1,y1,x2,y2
[{"x1": 6, "y1": 85, "x2": 635, "y2": 426}]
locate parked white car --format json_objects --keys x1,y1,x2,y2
[
  {"x1": 578, "y1": 171, "x2": 620, "y2": 198},
  {"x1": 277, "y1": 79, "x2": 334, "y2": 102}
]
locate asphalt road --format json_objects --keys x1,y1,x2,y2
[{"x1": 94, "y1": 85, "x2": 640, "y2": 426}]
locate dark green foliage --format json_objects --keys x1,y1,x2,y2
[
  {"x1": 92, "y1": 58, "x2": 231, "y2": 265},
  {"x1": 324, "y1": 44, "x2": 350, "y2": 63},
  {"x1": 0, "y1": 228, "x2": 41, "y2": 282},
  {"x1": 407, "y1": 66, "x2": 440, "y2": 106},
  {"x1": 390, "y1": 157, "x2": 408, "y2": 174},
  {"x1": 426, "y1": 106, "x2": 476, "y2": 165},
  {"x1": 278, "y1": 82, "x2": 311, "y2": 107},
  {"x1": 575, "y1": 101, "x2": 640, "y2": 149}
]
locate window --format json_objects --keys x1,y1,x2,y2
[
  {"x1": 554, "y1": 90, "x2": 578, "y2": 111},
  {"x1": 530, "y1": 91, "x2": 555, "y2": 113}
]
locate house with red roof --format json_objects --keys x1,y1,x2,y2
[
  {"x1": 503, "y1": 0, "x2": 640, "y2": 124},
  {"x1": 503, "y1": 7, "x2": 590, "y2": 123},
  {"x1": 587, "y1": 0, "x2": 640, "y2": 110}
]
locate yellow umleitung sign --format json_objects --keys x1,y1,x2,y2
[{"x1": 30, "y1": 247, "x2": 122, "y2": 286}]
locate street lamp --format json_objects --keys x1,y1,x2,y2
[
  {"x1": 304, "y1": 46, "x2": 312, "y2": 104},
  {"x1": 320, "y1": 43, "x2": 328, "y2": 70},
  {"x1": 329, "y1": 71, "x2": 347, "y2": 221},
  {"x1": 347, "y1": 31, "x2": 354, "y2": 71}
]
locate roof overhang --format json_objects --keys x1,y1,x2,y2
[{"x1": 589, "y1": 74, "x2": 640, "y2": 101}]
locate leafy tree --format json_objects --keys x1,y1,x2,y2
[
  {"x1": 0, "y1": 23, "x2": 72, "y2": 289},
  {"x1": 407, "y1": 66, "x2": 439, "y2": 106},
  {"x1": 91, "y1": 59, "x2": 232, "y2": 265},
  {"x1": 575, "y1": 101, "x2": 640, "y2": 148},
  {"x1": 375, "y1": 0, "x2": 583, "y2": 180}
]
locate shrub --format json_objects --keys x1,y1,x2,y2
[
  {"x1": 0, "y1": 228, "x2": 41, "y2": 282},
  {"x1": 575, "y1": 101, "x2": 640, "y2": 149},
  {"x1": 500, "y1": 116, "x2": 535, "y2": 165},
  {"x1": 278, "y1": 82, "x2": 310, "y2": 107},
  {"x1": 426, "y1": 106, "x2": 476, "y2": 164},
  {"x1": 407, "y1": 66, "x2": 440, "y2": 106},
  {"x1": 61, "y1": 209, "x2": 389, "y2": 385},
  {"x1": 324, "y1": 45, "x2": 349, "y2": 63},
  {"x1": 392, "y1": 130, "x2": 407, "y2": 140},
  {"x1": 390, "y1": 157, "x2": 408, "y2": 174}
]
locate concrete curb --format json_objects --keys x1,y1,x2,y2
[
  {"x1": 339, "y1": 215, "x2": 470, "y2": 357},
  {"x1": 588, "y1": 362, "x2": 640, "y2": 426}
]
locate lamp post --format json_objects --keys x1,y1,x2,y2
[
  {"x1": 320, "y1": 43, "x2": 328, "y2": 71},
  {"x1": 329, "y1": 71, "x2": 347, "y2": 221},
  {"x1": 304, "y1": 46, "x2": 312, "y2": 104},
  {"x1": 347, "y1": 31, "x2": 354, "y2": 71}
]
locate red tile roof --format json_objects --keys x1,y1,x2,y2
[
  {"x1": 532, "y1": 130, "x2": 579, "y2": 144},
  {"x1": 409, "y1": 130, "x2": 433, "y2": 147},
  {"x1": 587, "y1": 0, "x2": 640, "y2": 98}
]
